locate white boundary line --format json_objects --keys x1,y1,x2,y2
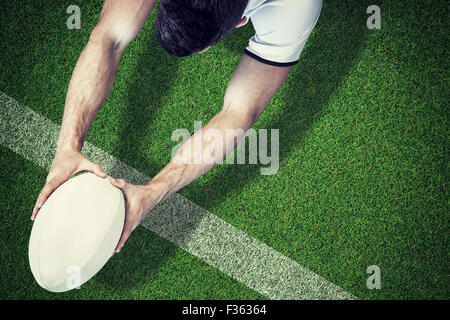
[{"x1": 0, "y1": 91, "x2": 355, "y2": 299}]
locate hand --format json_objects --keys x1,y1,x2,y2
[
  {"x1": 110, "y1": 178, "x2": 154, "y2": 253},
  {"x1": 31, "y1": 149, "x2": 106, "y2": 220}
]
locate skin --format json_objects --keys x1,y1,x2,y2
[{"x1": 32, "y1": 0, "x2": 291, "y2": 253}]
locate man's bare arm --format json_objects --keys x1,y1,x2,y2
[
  {"x1": 59, "y1": 0, "x2": 156, "y2": 151},
  {"x1": 32, "y1": 0, "x2": 156, "y2": 219},
  {"x1": 111, "y1": 54, "x2": 291, "y2": 252},
  {"x1": 146, "y1": 55, "x2": 291, "y2": 204}
]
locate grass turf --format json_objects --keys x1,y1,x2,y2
[{"x1": 0, "y1": 0, "x2": 448, "y2": 299}]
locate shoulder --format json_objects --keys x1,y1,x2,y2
[
  {"x1": 244, "y1": 0, "x2": 323, "y2": 66},
  {"x1": 248, "y1": 0, "x2": 323, "y2": 43}
]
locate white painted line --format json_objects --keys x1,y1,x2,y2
[{"x1": 0, "y1": 91, "x2": 356, "y2": 299}]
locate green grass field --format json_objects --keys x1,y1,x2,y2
[{"x1": 0, "y1": 0, "x2": 448, "y2": 299}]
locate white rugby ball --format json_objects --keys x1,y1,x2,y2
[{"x1": 29, "y1": 172, "x2": 125, "y2": 292}]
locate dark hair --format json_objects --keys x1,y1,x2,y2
[{"x1": 155, "y1": 0, "x2": 249, "y2": 57}]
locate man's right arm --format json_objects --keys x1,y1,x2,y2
[{"x1": 32, "y1": 0, "x2": 156, "y2": 219}]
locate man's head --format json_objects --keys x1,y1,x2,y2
[{"x1": 155, "y1": 0, "x2": 249, "y2": 57}]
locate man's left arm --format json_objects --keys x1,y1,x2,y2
[{"x1": 111, "y1": 55, "x2": 291, "y2": 252}]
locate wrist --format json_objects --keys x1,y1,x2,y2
[
  {"x1": 55, "y1": 147, "x2": 80, "y2": 158},
  {"x1": 56, "y1": 141, "x2": 82, "y2": 155},
  {"x1": 141, "y1": 180, "x2": 169, "y2": 210}
]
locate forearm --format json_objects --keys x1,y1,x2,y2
[
  {"x1": 143, "y1": 55, "x2": 291, "y2": 209},
  {"x1": 57, "y1": 34, "x2": 123, "y2": 153},
  {"x1": 146, "y1": 107, "x2": 256, "y2": 205}
]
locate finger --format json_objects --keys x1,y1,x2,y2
[
  {"x1": 110, "y1": 178, "x2": 127, "y2": 190},
  {"x1": 31, "y1": 203, "x2": 40, "y2": 221},
  {"x1": 81, "y1": 160, "x2": 107, "y2": 178},
  {"x1": 114, "y1": 224, "x2": 133, "y2": 253},
  {"x1": 32, "y1": 181, "x2": 58, "y2": 220},
  {"x1": 31, "y1": 178, "x2": 62, "y2": 221}
]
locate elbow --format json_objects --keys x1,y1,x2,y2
[
  {"x1": 88, "y1": 28, "x2": 118, "y2": 51},
  {"x1": 89, "y1": 24, "x2": 134, "y2": 51},
  {"x1": 223, "y1": 96, "x2": 262, "y2": 127},
  {"x1": 222, "y1": 102, "x2": 260, "y2": 128}
]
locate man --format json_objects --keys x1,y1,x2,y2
[{"x1": 32, "y1": 0, "x2": 322, "y2": 253}]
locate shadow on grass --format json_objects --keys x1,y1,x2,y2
[
  {"x1": 95, "y1": 6, "x2": 183, "y2": 289},
  {"x1": 0, "y1": 0, "x2": 370, "y2": 293},
  {"x1": 97, "y1": 0, "x2": 372, "y2": 290},
  {"x1": 182, "y1": 0, "x2": 371, "y2": 213},
  {"x1": 2, "y1": 0, "x2": 446, "y2": 299}
]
